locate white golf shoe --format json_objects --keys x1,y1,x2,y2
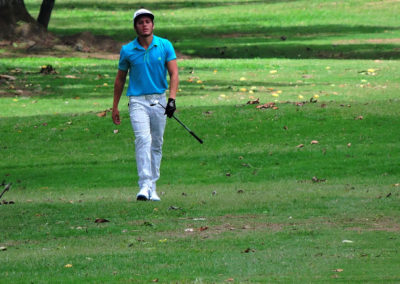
[
  {"x1": 150, "y1": 190, "x2": 161, "y2": 201},
  {"x1": 136, "y1": 187, "x2": 150, "y2": 201}
]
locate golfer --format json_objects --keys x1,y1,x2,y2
[{"x1": 112, "y1": 8, "x2": 179, "y2": 201}]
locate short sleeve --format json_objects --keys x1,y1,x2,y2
[
  {"x1": 118, "y1": 47, "x2": 130, "y2": 71},
  {"x1": 165, "y1": 40, "x2": 177, "y2": 62}
]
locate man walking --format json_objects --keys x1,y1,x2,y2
[{"x1": 112, "y1": 9, "x2": 179, "y2": 201}]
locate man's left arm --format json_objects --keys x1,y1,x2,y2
[
  {"x1": 165, "y1": 59, "x2": 179, "y2": 118},
  {"x1": 167, "y1": 59, "x2": 179, "y2": 99}
]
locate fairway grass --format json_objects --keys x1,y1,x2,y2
[
  {"x1": 1, "y1": 56, "x2": 399, "y2": 283},
  {"x1": 1, "y1": 182, "x2": 399, "y2": 282},
  {"x1": 1, "y1": 0, "x2": 400, "y2": 282}
]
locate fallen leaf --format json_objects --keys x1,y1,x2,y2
[
  {"x1": 65, "y1": 75, "x2": 77, "y2": 79},
  {"x1": 256, "y1": 102, "x2": 276, "y2": 109},
  {"x1": 355, "y1": 115, "x2": 364, "y2": 120},
  {"x1": 64, "y1": 264, "x2": 73, "y2": 268},
  {"x1": 347, "y1": 143, "x2": 352, "y2": 148},
  {"x1": 239, "y1": 77, "x2": 246, "y2": 81},
  {"x1": 312, "y1": 176, "x2": 326, "y2": 183},
  {"x1": 94, "y1": 218, "x2": 110, "y2": 223},
  {"x1": 243, "y1": 248, "x2": 255, "y2": 253},
  {"x1": 225, "y1": 278, "x2": 234, "y2": 282},
  {"x1": 96, "y1": 111, "x2": 107, "y2": 117},
  {"x1": 113, "y1": 129, "x2": 119, "y2": 134},
  {"x1": 152, "y1": 278, "x2": 159, "y2": 282},
  {"x1": 296, "y1": 144, "x2": 304, "y2": 148},
  {"x1": 40, "y1": 65, "x2": 57, "y2": 74},
  {"x1": 168, "y1": 206, "x2": 180, "y2": 210},
  {"x1": 386, "y1": 192, "x2": 392, "y2": 198},
  {"x1": 199, "y1": 226, "x2": 208, "y2": 231},
  {"x1": 247, "y1": 98, "x2": 260, "y2": 105},
  {"x1": 310, "y1": 140, "x2": 319, "y2": 144},
  {"x1": 333, "y1": 269, "x2": 344, "y2": 272},
  {"x1": 0, "y1": 74, "x2": 16, "y2": 81}
]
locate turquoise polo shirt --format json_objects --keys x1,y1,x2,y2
[{"x1": 118, "y1": 35, "x2": 176, "y2": 96}]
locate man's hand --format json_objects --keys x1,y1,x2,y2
[
  {"x1": 112, "y1": 108, "x2": 121, "y2": 125},
  {"x1": 165, "y1": 98, "x2": 176, "y2": 118}
]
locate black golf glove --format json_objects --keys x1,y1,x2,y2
[{"x1": 165, "y1": 98, "x2": 176, "y2": 118}]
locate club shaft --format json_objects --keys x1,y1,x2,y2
[{"x1": 158, "y1": 102, "x2": 203, "y2": 144}]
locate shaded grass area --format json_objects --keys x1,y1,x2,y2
[{"x1": 22, "y1": 0, "x2": 400, "y2": 59}]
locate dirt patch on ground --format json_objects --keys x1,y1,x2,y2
[
  {"x1": 333, "y1": 38, "x2": 400, "y2": 45},
  {"x1": 1, "y1": 26, "x2": 189, "y2": 60},
  {"x1": 366, "y1": 0, "x2": 400, "y2": 5},
  {"x1": 345, "y1": 217, "x2": 400, "y2": 232},
  {"x1": 154, "y1": 215, "x2": 400, "y2": 240},
  {"x1": 0, "y1": 29, "x2": 122, "y2": 59}
]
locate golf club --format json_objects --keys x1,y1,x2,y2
[{"x1": 150, "y1": 100, "x2": 203, "y2": 144}]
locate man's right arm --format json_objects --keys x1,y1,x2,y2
[{"x1": 112, "y1": 69, "x2": 128, "y2": 125}]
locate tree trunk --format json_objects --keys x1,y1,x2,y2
[
  {"x1": 0, "y1": 0, "x2": 35, "y2": 26},
  {"x1": 0, "y1": 0, "x2": 45, "y2": 40},
  {"x1": 37, "y1": 0, "x2": 55, "y2": 29}
]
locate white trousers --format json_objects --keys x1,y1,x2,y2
[{"x1": 128, "y1": 94, "x2": 166, "y2": 192}]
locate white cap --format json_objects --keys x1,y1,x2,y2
[{"x1": 133, "y1": 9, "x2": 154, "y2": 23}]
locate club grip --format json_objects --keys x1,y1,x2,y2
[{"x1": 190, "y1": 131, "x2": 203, "y2": 144}]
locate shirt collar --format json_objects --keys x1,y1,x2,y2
[{"x1": 133, "y1": 35, "x2": 159, "y2": 50}]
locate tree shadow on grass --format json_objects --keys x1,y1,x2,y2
[
  {"x1": 29, "y1": 0, "x2": 297, "y2": 11},
  {"x1": 49, "y1": 22, "x2": 400, "y2": 59}
]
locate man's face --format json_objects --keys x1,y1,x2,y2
[{"x1": 134, "y1": 16, "x2": 154, "y2": 37}]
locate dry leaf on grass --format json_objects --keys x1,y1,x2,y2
[
  {"x1": 94, "y1": 218, "x2": 109, "y2": 223},
  {"x1": 256, "y1": 102, "x2": 276, "y2": 109},
  {"x1": 96, "y1": 111, "x2": 107, "y2": 117},
  {"x1": 247, "y1": 98, "x2": 260, "y2": 105}
]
